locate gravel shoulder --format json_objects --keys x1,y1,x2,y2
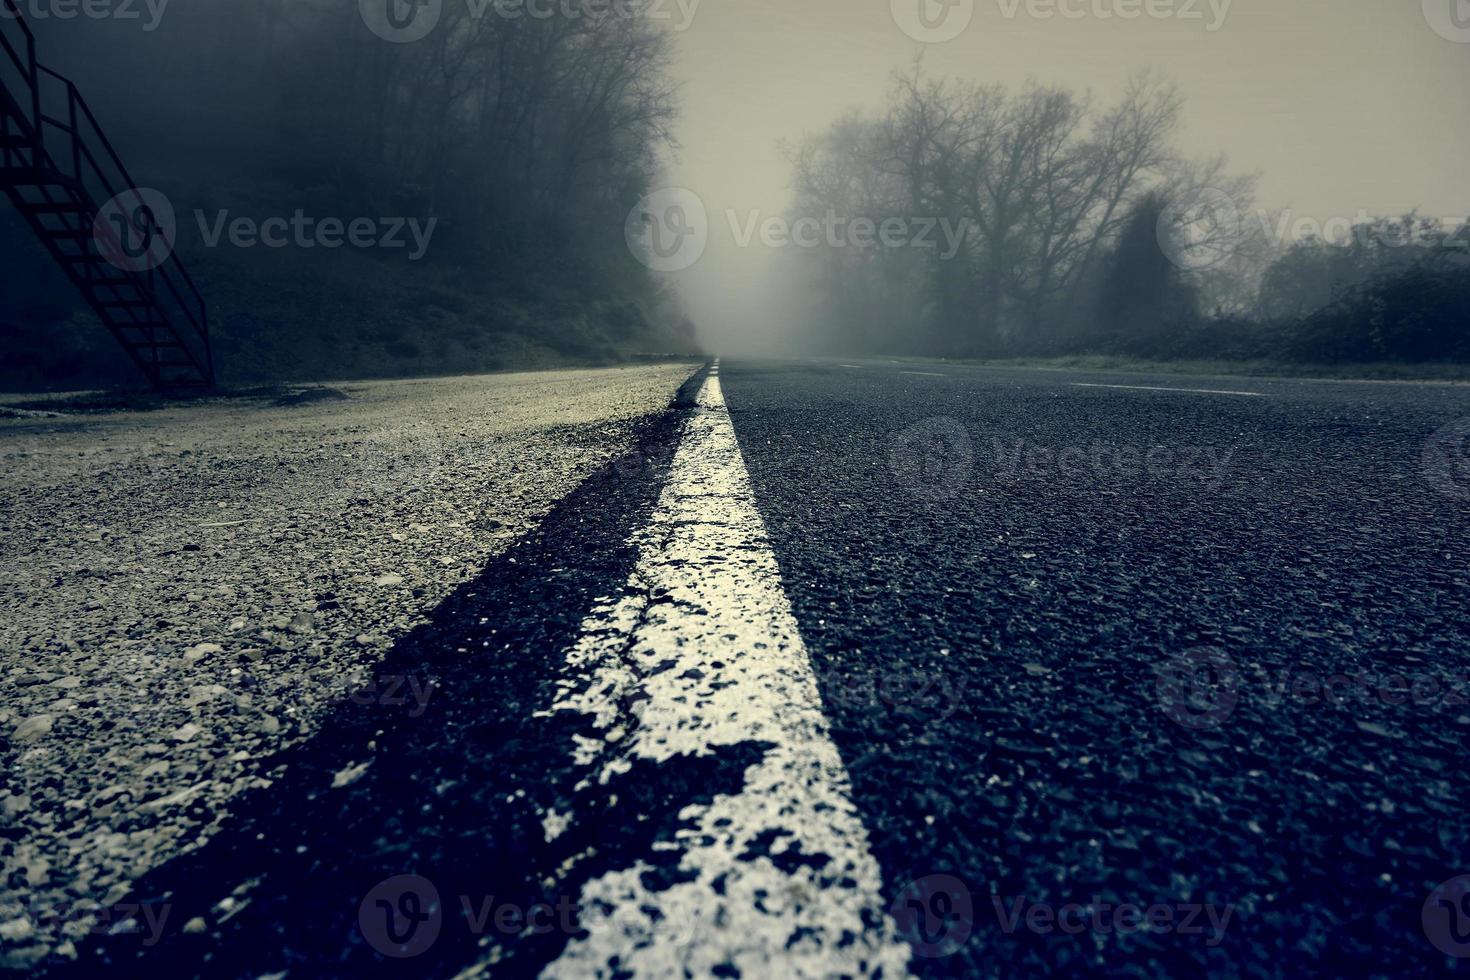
[{"x1": 0, "y1": 364, "x2": 699, "y2": 969}]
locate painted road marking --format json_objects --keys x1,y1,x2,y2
[
  {"x1": 1070, "y1": 382, "x2": 1265, "y2": 397},
  {"x1": 541, "y1": 366, "x2": 911, "y2": 979},
  {"x1": 901, "y1": 371, "x2": 947, "y2": 378}
]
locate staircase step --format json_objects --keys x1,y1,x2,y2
[
  {"x1": 76, "y1": 270, "x2": 144, "y2": 287},
  {"x1": 137, "y1": 357, "x2": 197, "y2": 368},
  {"x1": 80, "y1": 275, "x2": 141, "y2": 289},
  {"x1": 28, "y1": 203, "x2": 88, "y2": 216},
  {"x1": 127, "y1": 341, "x2": 189, "y2": 351},
  {"x1": 75, "y1": 268, "x2": 131, "y2": 280},
  {"x1": 0, "y1": 167, "x2": 71, "y2": 187}
]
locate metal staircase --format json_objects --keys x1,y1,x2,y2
[{"x1": 0, "y1": 0, "x2": 213, "y2": 389}]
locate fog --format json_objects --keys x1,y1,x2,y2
[
  {"x1": 662, "y1": 0, "x2": 1470, "y2": 357},
  {"x1": 4, "y1": 0, "x2": 1469, "y2": 389}
]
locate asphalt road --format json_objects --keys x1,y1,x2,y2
[
  {"x1": 12, "y1": 358, "x2": 1470, "y2": 977},
  {"x1": 720, "y1": 359, "x2": 1470, "y2": 977}
]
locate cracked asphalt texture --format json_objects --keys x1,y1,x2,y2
[
  {"x1": 720, "y1": 359, "x2": 1470, "y2": 978},
  {"x1": 40, "y1": 368, "x2": 712, "y2": 979},
  {"x1": 0, "y1": 364, "x2": 699, "y2": 971}
]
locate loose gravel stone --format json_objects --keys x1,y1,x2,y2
[
  {"x1": 12, "y1": 715, "x2": 53, "y2": 742},
  {"x1": 0, "y1": 365, "x2": 697, "y2": 962}
]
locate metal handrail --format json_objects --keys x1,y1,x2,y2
[
  {"x1": 0, "y1": 0, "x2": 39, "y2": 141},
  {"x1": 35, "y1": 69, "x2": 211, "y2": 358},
  {"x1": 0, "y1": 0, "x2": 213, "y2": 384}
]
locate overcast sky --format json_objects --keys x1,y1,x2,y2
[{"x1": 657, "y1": 0, "x2": 1470, "y2": 353}]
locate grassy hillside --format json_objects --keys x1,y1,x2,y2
[{"x1": 0, "y1": 183, "x2": 696, "y2": 392}]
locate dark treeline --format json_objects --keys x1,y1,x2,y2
[
  {"x1": 3, "y1": 0, "x2": 692, "y2": 387},
  {"x1": 779, "y1": 67, "x2": 1470, "y2": 366}
]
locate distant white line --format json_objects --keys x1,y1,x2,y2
[
  {"x1": 1070, "y1": 382, "x2": 1265, "y2": 397},
  {"x1": 541, "y1": 366, "x2": 911, "y2": 979},
  {"x1": 901, "y1": 371, "x2": 947, "y2": 378},
  {"x1": 839, "y1": 364, "x2": 864, "y2": 369}
]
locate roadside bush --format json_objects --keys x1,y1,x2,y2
[{"x1": 1286, "y1": 265, "x2": 1470, "y2": 363}]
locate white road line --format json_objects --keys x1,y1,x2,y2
[
  {"x1": 900, "y1": 371, "x2": 947, "y2": 378},
  {"x1": 541, "y1": 366, "x2": 911, "y2": 979},
  {"x1": 839, "y1": 364, "x2": 864, "y2": 369},
  {"x1": 1070, "y1": 382, "x2": 1265, "y2": 397}
]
